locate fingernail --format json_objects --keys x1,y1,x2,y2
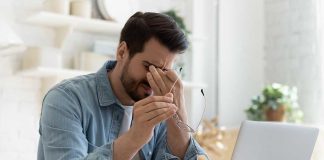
[
  {"x1": 166, "y1": 92, "x2": 173, "y2": 98},
  {"x1": 149, "y1": 65, "x2": 155, "y2": 71}
]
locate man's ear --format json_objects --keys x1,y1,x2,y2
[{"x1": 116, "y1": 41, "x2": 129, "y2": 61}]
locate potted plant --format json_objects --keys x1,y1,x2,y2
[
  {"x1": 245, "y1": 83, "x2": 304, "y2": 123},
  {"x1": 162, "y1": 9, "x2": 190, "y2": 37}
]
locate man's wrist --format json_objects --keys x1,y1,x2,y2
[
  {"x1": 113, "y1": 130, "x2": 144, "y2": 160},
  {"x1": 125, "y1": 128, "x2": 146, "y2": 149},
  {"x1": 166, "y1": 124, "x2": 191, "y2": 159},
  {"x1": 166, "y1": 119, "x2": 191, "y2": 142}
]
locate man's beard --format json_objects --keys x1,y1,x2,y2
[{"x1": 120, "y1": 62, "x2": 151, "y2": 101}]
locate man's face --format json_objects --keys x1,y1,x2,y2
[{"x1": 120, "y1": 38, "x2": 176, "y2": 101}]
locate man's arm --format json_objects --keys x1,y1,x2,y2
[
  {"x1": 153, "y1": 122, "x2": 208, "y2": 160},
  {"x1": 39, "y1": 87, "x2": 114, "y2": 160},
  {"x1": 147, "y1": 66, "x2": 208, "y2": 159},
  {"x1": 40, "y1": 87, "x2": 177, "y2": 160}
]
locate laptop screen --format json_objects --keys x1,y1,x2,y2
[{"x1": 231, "y1": 121, "x2": 319, "y2": 160}]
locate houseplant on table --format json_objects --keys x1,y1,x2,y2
[{"x1": 245, "y1": 83, "x2": 304, "y2": 123}]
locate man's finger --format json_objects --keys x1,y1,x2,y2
[
  {"x1": 157, "y1": 68, "x2": 173, "y2": 89},
  {"x1": 144, "y1": 106, "x2": 177, "y2": 121},
  {"x1": 134, "y1": 95, "x2": 173, "y2": 108},
  {"x1": 135, "y1": 101, "x2": 173, "y2": 114},
  {"x1": 141, "y1": 101, "x2": 176, "y2": 113},
  {"x1": 149, "y1": 66, "x2": 168, "y2": 93},
  {"x1": 165, "y1": 70, "x2": 179, "y2": 82},
  {"x1": 147, "y1": 108, "x2": 176, "y2": 126},
  {"x1": 165, "y1": 70, "x2": 183, "y2": 90},
  {"x1": 147, "y1": 72, "x2": 162, "y2": 95}
]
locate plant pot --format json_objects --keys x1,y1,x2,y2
[{"x1": 265, "y1": 105, "x2": 285, "y2": 121}]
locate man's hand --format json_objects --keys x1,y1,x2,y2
[
  {"x1": 146, "y1": 65, "x2": 188, "y2": 127},
  {"x1": 114, "y1": 94, "x2": 177, "y2": 160},
  {"x1": 146, "y1": 65, "x2": 190, "y2": 159},
  {"x1": 129, "y1": 94, "x2": 177, "y2": 145}
]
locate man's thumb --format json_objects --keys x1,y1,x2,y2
[{"x1": 165, "y1": 92, "x2": 173, "y2": 98}]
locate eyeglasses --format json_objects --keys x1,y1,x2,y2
[
  {"x1": 172, "y1": 89, "x2": 206, "y2": 133},
  {"x1": 169, "y1": 67, "x2": 206, "y2": 133}
]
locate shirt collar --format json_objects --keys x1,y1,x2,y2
[{"x1": 95, "y1": 60, "x2": 122, "y2": 107}]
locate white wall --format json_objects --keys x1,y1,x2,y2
[
  {"x1": 218, "y1": 0, "x2": 265, "y2": 126},
  {"x1": 218, "y1": 0, "x2": 323, "y2": 126},
  {"x1": 264, "y1": 0, "x2": 323, "y2": 124},
  {"x1": 0, "y1": 57, "x2": 41, "y2": 159},
  {"x1": 0, "y1": 1, "x2": 44, "y2": 159},
  {"x1": 320, "y1": 0, "x2": 324, "y2": 124}
]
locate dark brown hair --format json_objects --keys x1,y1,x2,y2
[{"x1": 119, "y1": 12, "x2": 188, "y2": 59}]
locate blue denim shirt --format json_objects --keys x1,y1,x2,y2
[{"x1": 38, "y1": 61, "x2": 207, "y2": 160}]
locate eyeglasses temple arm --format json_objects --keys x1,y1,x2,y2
[{"x1": 168, "y1": 67, "x2": 182, "y2": 93}]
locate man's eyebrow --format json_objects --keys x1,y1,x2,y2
[
  {"x1": 143, "y1": 60, "x2": 169, "y2": 70},
  {"x1": 143, "y1": 61, "x2": 162, "y2": 68}
]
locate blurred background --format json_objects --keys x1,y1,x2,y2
[{"x1": 0, "y1": 0, "x2": 323, "y2": 159}]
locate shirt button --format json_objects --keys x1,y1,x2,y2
[{"x1": 148, "y1": 151, "x2": 152, "y2": 155}]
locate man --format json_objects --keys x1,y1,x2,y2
[{"x1": 38, "y1": 12, "x2": 207, "y2": 160}]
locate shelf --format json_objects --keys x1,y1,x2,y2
[
  {"x1": 18, "y1": 67, "x2": 91, "y2": 78},
  {"x1": 18, "y1": 67, "x2": 207, "y2": 88},
  {"x1": 0, "y1": 45, "x2": 26, "y2": 56},
  {"x1": 25, "y1": 11, "x2": 123, "y2": 48},
  {"x1": 26, "y1": 11, "x2": 123, "y2": 35}
]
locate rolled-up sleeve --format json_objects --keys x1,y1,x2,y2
[
  {"x1": 153, "y1": 123, "x2": 208, "y2": 160},
  {"x1": 38, "y1": 87, "x2": 113, "y2": 160}
]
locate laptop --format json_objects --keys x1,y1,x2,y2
[{"x1": 231, "y1": 120, "x2": 319, "y2": 160}]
